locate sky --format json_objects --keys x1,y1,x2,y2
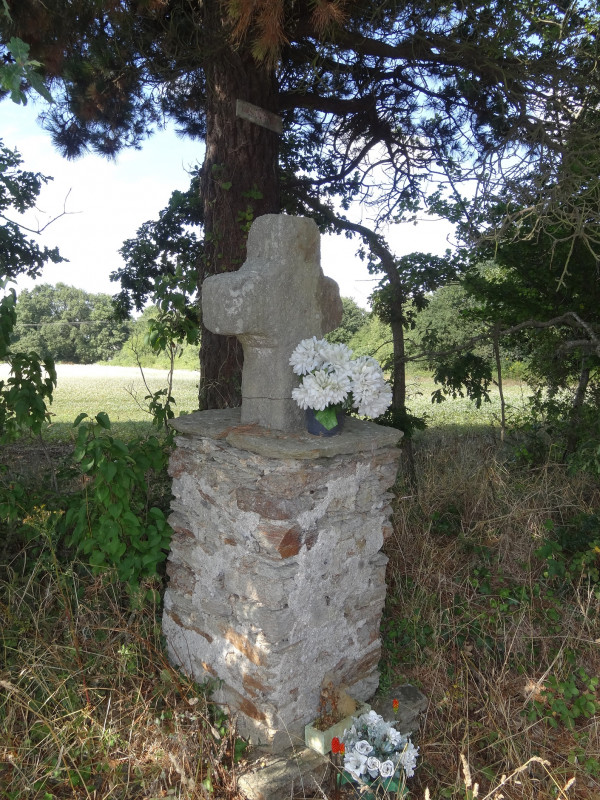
[{"x1": 3, "y1": 98, "x2": 455, "y2": 309}]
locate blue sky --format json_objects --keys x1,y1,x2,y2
[{"x1": 3, "y1": 98, "x2": 453, "y2": 309}]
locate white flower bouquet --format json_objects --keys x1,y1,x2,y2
[
  {"x1": 341, "y1": 709, "x2": 418, "y2": 797},
  {"x1": 289, "y1": 337, "x2": 392, "y2": 430}
]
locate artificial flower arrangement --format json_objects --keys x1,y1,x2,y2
[
  {"x1": 289, "y1": 337, "x2": 392, "y2": 430},
  {"x1": 335, "y1": 709, "x2": 419, "y2": 797}
]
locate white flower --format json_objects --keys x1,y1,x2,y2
[
  {"x1": 289, "y1": 337, "x2": 324, "y2": 375},
  {"x1": 354, "y1": 739, "x2": 374, "y2": 756},
  {"x1": 350, "y1": 356, "x2": 392, "y2": 418},
  {"x1": 398, "y1": 741, "x2": 419, "y2": 778},
  {"x1": 292, "y1": 369, "x2": 350, "y2": 410},
  {"x1": 344, "y1": 751, "x2": 368, "y2": 781},
  {"x1": 343, "y1": 723, "x2": 357, "y2": 741},
  {"x1": 379, "y1": 760, "x2": 395, "y2": 779},
  {"x1": 366, "y1": 756, "x2": 381, "y2": 779},
  {"x1": 319, "y1": 341, "x2": 354, "y2": 373},
  {"x1": 290, "y1": 338, "x2": 391, "y2": 419},
  {"x1": 362, "y1": 710, "x2": 384, "y2": 726},
  {"x1": 355, "y1": 384, "x2": 392, "y2": 418},
  {"x1": 385, "y1": 727, "x2": 404, "y2": 748},
  {"x1": 291, "y1": 383, "x2": 313, "y2": 410}
]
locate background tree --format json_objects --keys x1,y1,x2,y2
[
  {"x1": 3, "y1": 0, "x2": 599, "y2": 412},
  {"x1": 460, "y1": 233, "x2": 600, "y2": 458},
  {"x1": 110, "y1": 306, "x2": 199, "y2": 371},
  {"x1": 326, "y1": 296, "x2": 368, "y2": 345},
  {"x1": 12, "y1": 283, "x2": 132, "y2": 364}
]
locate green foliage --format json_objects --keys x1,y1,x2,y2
[
  {"x1": 536, "y1": 515, "x2": 600, "y2": 587},
  {"x1": 348, "y1": 313, "x2": 393, "y2": 364},
  {"x1": 371, "y1": 252, "x2": 458, "y2": 328},
  {"x1": 445, "y1": 222, "x2": 600, "y2": 458},
  {"x1": 326, "y1": 297, "x2": 368, "y2": 345},
  {"x1": 0, "y1": 279, "x2": 56, "y2": 440},
  {"x1": 108, "y1": 306, "x2": 196, "y2": 370},
  {"x1": 0, "y1": 141, "x2": 65, "y2": 280},
  {"x1": 0, "y1": 36, "x2": 52, "y2": 104},
  {"x1": 110, "y1": 179, "x2": 201, "y2": 388},
  {"x1": 527, "y1": 668, "x2": 599, "y2": 730},
  {"x1": 376, "y1": 405, "x2": 427, "y2": 437},
  {"x1": 12, "y1": 283, "x2": 132, "y2": 364},
  {"x1": 0, "y1": 143, "x2": 63, "y2": 440},
  {"x1": 112, "y1": 174, "x2": 202, "y2": 319},
  {"x1": 407, "y1": 282, "x2": 485, "y2": 357},
  {"x1": 61, "y1": 412, "x2": 172, "y2": 587},
  {"x1": 431, "y1": 352, "x2": 493, "y2": 409}
]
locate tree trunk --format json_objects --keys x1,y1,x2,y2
[
  {"x1": 390, "y1": 302, "x2": 417, "y2": 489},
  {"x1": 391, "y1": 315, "x2": 406, "y2": 411},
  {"x1": 492, "y1": 327, "x2": 506, "y2": 441},
  {"x1": 198, "y1": 1, "x2": 280, "y2": 409},
  {"x1": 563, "y1": 356, "x2": 590, "y2": 461}
]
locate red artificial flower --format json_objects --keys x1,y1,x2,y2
[
  {"x1": 392, "y1": 698, "x2": 399, "y2": 713},
  {"x1": 331, "y1": 736, "x2": 341, "y2": 754}
]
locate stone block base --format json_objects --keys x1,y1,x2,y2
[{"x1": 163, "y1": 409, "x2": 402, "y2": 752}]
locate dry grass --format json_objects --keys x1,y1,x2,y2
[
  {"x1": 0, "y1": 536, "x2": 247, "y2": 799},
  {"x1": 1, "y1": 425, "x2": 599, "y2": 799},
  {"x1": 383, "y1": 429, "x2": 600, "y2": 799}
]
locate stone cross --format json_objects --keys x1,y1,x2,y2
[{"x1": 202, "y1": 214, "x2": 343, "y2": 431}]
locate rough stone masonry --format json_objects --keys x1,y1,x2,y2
[{"x1": 162, "y1": 215, "x2": 402, "y2": 753}]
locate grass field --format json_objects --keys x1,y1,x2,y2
[
  {"x1": 33, "y1": 365, "x2": 201, "y2": 440},
  {"x1": 33, "y1": 364, "x2": 532, "y2": 438},
  {"x1": 2, "y1": 364, "x2": 598, "y2": 799}
]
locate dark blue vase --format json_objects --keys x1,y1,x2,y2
[{"x1": 305, "y1": 407, "x2": 345, "y2": 437}]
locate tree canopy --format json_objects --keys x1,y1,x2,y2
[
  {"x1": 12, "y1": 283, "x2": 132, "y2": 364},
  {"x1": 2, "y1": 0, "x2": 599, "y2": 407}
]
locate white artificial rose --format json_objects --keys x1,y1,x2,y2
[
  {"x1": 344, "y1": 751, "x2": 368, "y2": 781},
  {"x1": 354, "y1": 739, "x2": 374, "y2": 756},
  {"x1": 366, "y1": 756, "x2": 381, "y2": 779},
  {"x1": 379, "y1": 760, "x2": 395, "y2": 779},
  {"x1": 386, "y1": 726, "x2": 403, "y2": 747},
  {"x1": 362, "y1": 710, "x2": 383, "y2": 726}
]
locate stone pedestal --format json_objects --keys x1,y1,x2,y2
[{"x1": 163, "y1": 409, "x2": 402, "y2": 753}]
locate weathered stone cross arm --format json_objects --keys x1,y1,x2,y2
[{"x1": 202, "y1": 214, "x2": 343, "y2": 431}]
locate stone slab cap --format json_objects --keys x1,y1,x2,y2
[
  {"x1": 202, "y1": 214, "x2": 343, "y2": 431},
  {"x1": 170, "y1": 408, "x2": 403, "y2": 460}
]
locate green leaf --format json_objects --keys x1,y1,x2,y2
[
  {"x1": 26, "y1": 70, "x2": 53, "y2": 103},
  {"x1": 73, "y1": 412, "x2": 88, "y2": 427},
  {"x1": 108, "y1": 502, "x2": 123, "y2": 519},
  {"x1": 100, "y1": 461, "x2": 118, "y2": 483},
  {"x1": 95, "y1": 411, "x2": 111, "y2": 429},
  {"x1": 314, "y1": 406, "x2": 340, "y2": 430},
  {"x1": 7, "y1": 36, "x2": 30, "y2": 62}
]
